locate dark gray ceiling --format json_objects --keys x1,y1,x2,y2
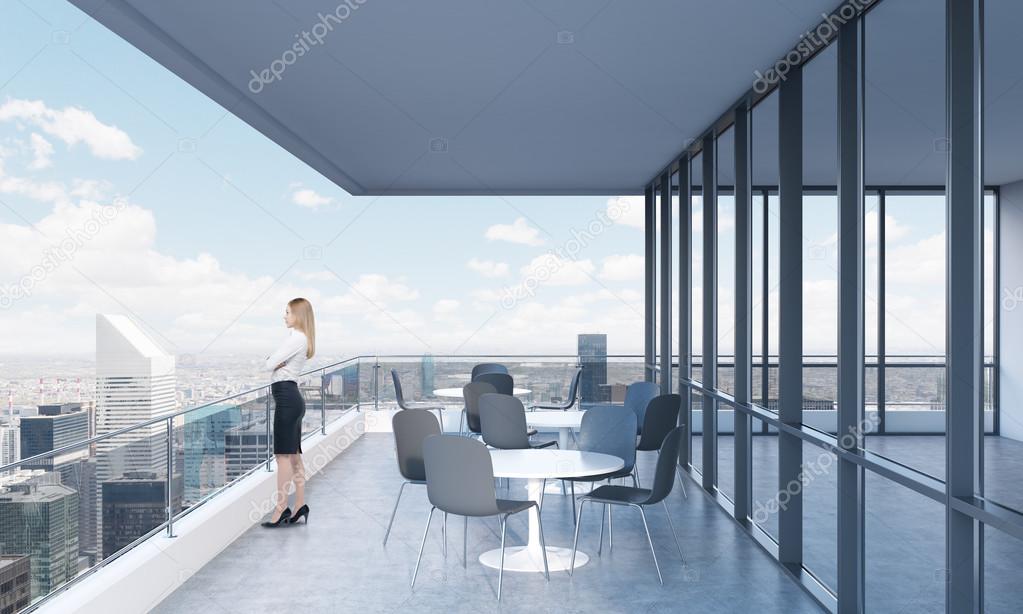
[
  {"x1": 69, "y1": 0, "x2": 840, "y2": 195},
  {"x1": 68, "y1": 0, "x2": 1023, "y2": 195}
]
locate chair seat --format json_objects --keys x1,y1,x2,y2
[
  {"x1": 495, "y1": 498, "x2": 535, "y2": 515},
  {"x1": 564, "y1": 467, "x2": 633, "y2": 483},
  {"x1": 584, "y1": 484, "x2": 652, "y2": 505}
]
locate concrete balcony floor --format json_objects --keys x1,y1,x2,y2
[{"x1": 155, "y1": 433, "x2": 826, "y2": 613}]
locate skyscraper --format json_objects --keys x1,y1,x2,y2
[
  {"x1": 224, "y1": 412, "x2": 270, "y2": 482},
  {"x1": 0, "y1": 481, "x2": 78, "y2": 600},
  {"x1": 420, "y1": 354, "x2": 435, "y2": 397},
  {"x1": 0, "y1": 555, "x2": 31, "y2": 613},
  {"x1": 0, "y1": 424, "x2": 17, "y2": 467},
  {"x1": 94, "y1": 314, "x2": 176, "y2": 563},
  {"x1": 20, "y1": 404, "x2": 90, "y2": 473},
  {"x1": 183, "y1": 404, "x2": 241, "y2": 505},
  {"x1": 577, "y1": 334, "x2": 609, "y2": 404},
  {"x1": 101, "y1": 471, "x2": 180, "y2": 558}
]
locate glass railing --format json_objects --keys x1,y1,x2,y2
[{"x1": 0, "y1": 357, "x2": 360, "y2": 613}]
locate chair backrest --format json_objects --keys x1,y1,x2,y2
[
  {"x1": 478, "y1": 393, "x2": 530, "y2": 450},
  {"x1": 625, "y1": 381, "x2": 660, "y2": 434},
  {"x1": 392, "y1": 409, "x2": 441, "y2": 481},
  {"x1": 475, "y1": 372, "x2": 513, "y2": 396},
  {"x1": 471, "y1": 363, "x2": 509, "y2": 380},
  {"x1": 637, "y1": 394, "x2": 682, "y2": 451},
  {"x1": 423, "y1": 435, "x2": 500, "y2": 517},
  {"x1": 563, "y1": 368, "x2": 583, "y2": 408},
  {"x1": 391, "y1": 369, "x2": 409, "y2": 409},
  {"x1": 462, "y1": 381, "x2": 496, "y2": 434},
  {"x1": 642, "y1": 426, "x2": 684, "y2": 505},
  {"x1": 577, "y1": 405, "x2": 637, "y2": 472}
]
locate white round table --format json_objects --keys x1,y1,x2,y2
[
  {"x1": 481, "y1": 449, "x2": 624, "y2": 573},
  {"x1": 526, "y1": 410, "x2": 585, "y2": 451},
  {"x1": 432, "y1": 387, "x2": 531, "y2": 398}
]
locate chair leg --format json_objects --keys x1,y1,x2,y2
[
  {"x1": 442, "y1": 512, "x2": 448, "y2": 558},
  {"x1": 597, "y1": 504, "x2": 606, "y2": 556},
  {"x1": 632, "y1": 470, "x2": 639, "y2": 489},
  {"x1": 634, "y1": 463, "x2": 641, "y2": 488},
  {"x1": 608, "y1": 504, "x2": 613, "y2": 553},
  {"x1": 636, "y1": 505, "x2": 663, "y2": 585},
  {"x1": 663, "y1": 501, "x2": 686, "y2": 564},
  {"x1": 434, "y1": 408, "x2": 444, "y2": 431},
  {"x1": 498, "y1": 515, "x2": 508, "y2": 601},
  {"x1": 458, "y1": 409, "x2": 465, "y2": 435},
  {"x1": 463, "y1": 516, "x2": 468, "y2": 569},
  {"x1": 676, "y1": 471, "x2": 689, "y2": 499},
  {"x1": 410, "y1": 506, "x2": 435, "y2": 589},
  {"x1": 539, "y1": 478, "x2": 546, "y2": 512},
  {"x1": 570, "y1": 499, "x2": 587, "y2": 575},
  {"x1": 570, "y1": 482, "x2": 576, "y2": 524},
  {"x1": 383, "y1": 481, "x2": 408, "y2": 546},
  {"x1": 534, "y1": 505, "x2": 550, "y2": 582}
]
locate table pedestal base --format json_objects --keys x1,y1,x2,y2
[{"x1": 479, "y1": 545, "x2": 589, "y2": 572}]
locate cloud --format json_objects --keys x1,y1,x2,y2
[
  {"x1": 0, "y1": 99, "x2": 142, "y2": 160},
  {"x1": 466, "y1": 258, "x2": 509, "y2": 278},
  {"x1": 433, "y1": 299, "x2": 460, "y2": 316},
  {"x1": 290, "y1": 186, "x2": 332, "y2": 209},
  {"x1": 607, "y1": 195, "x2": 643, "y2": 228},
  {"x1": 520, "y1": 253, "x2": 595, "y2": 286},
  {"x1": 28, "y1": 133, "x2": 53, "y2": 170},
  {"x1": 599, "y1": 254, "x2": 643, "y2": 281},
  {"x1": 484, "y1": 217, "x2": 544, "y2": 246},
  {"x1": 298, "y1": 270, "x2": 335, "y2": 282}
]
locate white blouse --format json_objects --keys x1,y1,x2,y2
[{"x1": 265, "y1": 329, "x2": 309, "y2": 383}]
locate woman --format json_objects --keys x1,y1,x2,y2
[{"x1": 261, "y1": 297, "x2": 315, "y2": 527}]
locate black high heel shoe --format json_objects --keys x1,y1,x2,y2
[
  {"x1": 261, "y1": 507, "x2": 291, "y2": 528},
  {"x1": 288, "y1": 504, "x2": 309, "y2": 524}
]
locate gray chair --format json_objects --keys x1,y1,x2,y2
[
  {"x1": 475, "y1": 371, "x2": 513, "y2": 396},
  {"x1": 624, "y1": 381, "x2": 660, "y2": 435},
  {"x1": 471, "y1": 362, "x2": 509, "y2": 380},
  {"x1": 459, "y1": 380, "x2": 496, "y2": 437},
  {"x1": 412, "y1": 435, "x2": 549, "y2": 600},
  {"x1": 561, "y1": 405, "x2": 638, "y2": 524},
  {"x1": 479, "y1": 393, "x2": 557, "y2": 451},
  {"x1": 533, "y1": 368, "x2": 582, "y2": 411},
  {"x1": 383, "y1": 409, "x2": 441, "y2": 546},
  {"x1": 391, "y1": 369, "x2": 445, "y2": 428},
  {"x1": 635, "y1": 394, "x2": 687, "y2": 498},
  {"x1": 570, "y1": 427, "x2": 686, "y2": 585}
]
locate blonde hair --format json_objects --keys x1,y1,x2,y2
[{"x1": 288, "y1": 298, "x2": 316, "y2": 358}]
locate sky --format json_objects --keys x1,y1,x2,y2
[{"x1": 0, "y1": 1, "x2": 993, "y2": 366}]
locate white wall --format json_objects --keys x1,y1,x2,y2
[{"x1": 1000, "y1": 180, "x2": 1023, "y2": 441}]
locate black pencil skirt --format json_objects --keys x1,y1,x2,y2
[{"x1": 271, "y1": 380, "x2": 305, "y2": 454}]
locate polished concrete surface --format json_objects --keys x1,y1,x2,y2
[{"x1": 155, "y1": 433, "x2": 826, "y2": 613}]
